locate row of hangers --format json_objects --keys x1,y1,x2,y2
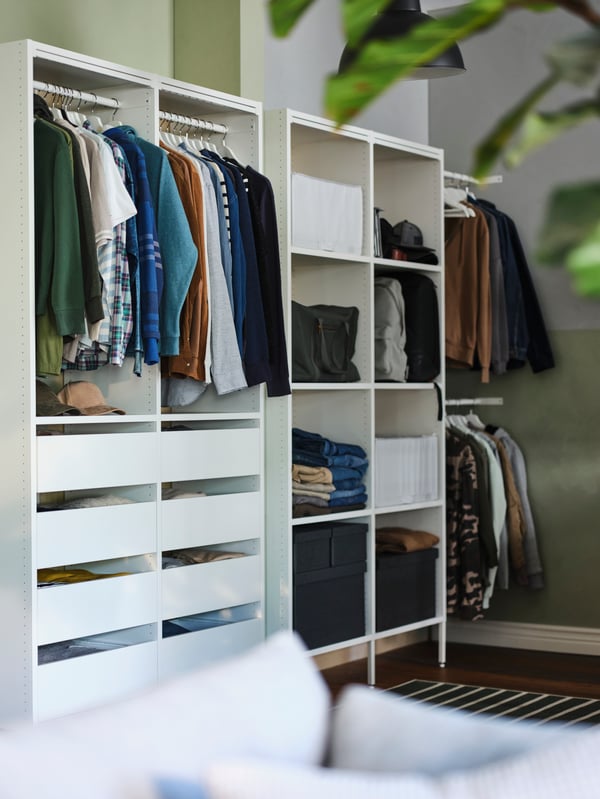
[
  {"x1": 443, "y1": 170, "x2": 503, "y2": 219},
  {"x1": 158, "y1": 113, "x2": 238, "y2": 162},
  {"x1": 33, "y1": 80, "x2": 238, "y2": 161},
  {"x1": 445, "y1": 397, "x2": 503, "y2": 431}
]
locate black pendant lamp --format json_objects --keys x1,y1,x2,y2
[{"x1": 338, "y1": 0, "x2": 466, "y2": 79}]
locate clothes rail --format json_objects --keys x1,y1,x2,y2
[
  {"x1": 159, "y1": 110, "x2": 227, "y2": 136},
  {"x1": 32, "y1": 80, "x2": 120, "y2": 110},
  {"x1": 445, "y1": 397, "x2": 504, "y2": 407},
  {"x1": 444, "y1": 169, "x2": 503, "y2": 187}
]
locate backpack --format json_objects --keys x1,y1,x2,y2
[
  {"x1": 374, "y1": 276, "x2": 408, "y2": 382},
  {"x1": 394, "y1": 272, "x2": 440, "y2": 382}
]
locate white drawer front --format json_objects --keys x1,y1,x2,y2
[
  {"x1": 162, "y1": 492, "x2": 262, "y2": 550},
  {"x1": 159, "y1": 618, "x2": 263, "y2": 681},
  {"x1": 36, "y1": 641, "x2": 157, "y2": 721},
  {"x1": 37, "y1": 502, "x2": 157, "y2": 568},
  {"x1": 160, "y1": 428, "x2": 260, "y2": 482},
  {"x1": 162, "y1": 556, "x2": 262, "y2": 619},
  {"x1": 37, "y1": 571, "x2": 158, "y2": 645},
  {"x1": 37, "y1": 432, "x2": 159, "y2": 492}
]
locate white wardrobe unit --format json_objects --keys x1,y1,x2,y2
[
  {"x1": 0, "y1": 39, "x2": 265, "y2": 724},
  {"x1": 264, "y1": 109, "x2": 446, "y2": 681}
]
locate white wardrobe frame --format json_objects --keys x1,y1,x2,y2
[
  {"x1": 0, "y1": 38, "x2": 266, "y2": 724},
  {"x1": 264, "y1": 109, "x2": 447, "y2": 683}
]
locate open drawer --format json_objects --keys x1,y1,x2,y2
[
  {"x1": 160, "y1": 428, "x2": 260, "y2": 482},
  {"x1": 36, "y1": 640, "x2": 157, "y2": 721},
  {"x1": 161, "y1": 555, "x2": 262, "y2": 619},
  {"x1": 159, "y1": 617, "x2": 263, "y2": 680},
  {"x1": 37, "y1": 501, "x2": 157, "y2": 568},
  {"x1": 162, "y1": 491, "x2": 261, "y2": 550},
  {"x1": 37, "y1": 432, "x2": 159, "y2": 492},
  {"x1": 37, "y1": 571, "x2": 158, "y2": 645}
]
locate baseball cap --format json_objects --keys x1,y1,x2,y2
[
  {"x1": 380, "y1": 218, "x2": 439, "y2": 264},
  {"x1": 57, "y1": 381, "x2": 126, "y2": 415},
  {"x1": 36, "y1": 380, "x2": 82, "y2": 416}
]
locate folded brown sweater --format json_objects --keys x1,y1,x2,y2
[{"x1": 376, "y1": 527, "x2": 440, "y2": 553}]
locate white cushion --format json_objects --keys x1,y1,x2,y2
[
  {"x1": 0, "y1": 727, "x2": 157, "y2": 799},
  {"x1": 201, "y1": 725, "x2": 600, "y2": 799},
  {"x1": 42, "y1": 631, "x2": 329, "y2": 781},
  {"x1": 329, "y1": 684, "x2": 574, "y2": 775}
]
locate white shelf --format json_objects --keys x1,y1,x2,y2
[{"x1": 264, "y1": 108, "x2": 447, "y2": 682}]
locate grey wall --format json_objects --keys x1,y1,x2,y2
[
  {"x1": 430, "y1": 9, "x2": 600, "y2": 628},
  {"x1": 430, "y1": 8, "x2": 600, "y2": 331},
  {"x1": 262, "y1": 0, "x2": 430, "y2": 142},
  {"x1": 174, "y1": 2, "x2": 430, "y2": 150}
]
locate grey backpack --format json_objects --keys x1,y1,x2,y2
[{"x1": 374, "y1": 276, "x2": 408, "y2": 382}]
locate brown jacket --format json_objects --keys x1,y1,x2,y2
[
  {"x1": 161, "y1": 145, "x2": 209, "y2": 382},
  {"x1": 445, "y1": 204, "x2": 492, "y2": 383}
]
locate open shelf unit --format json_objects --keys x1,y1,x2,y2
[{"x1": 264, "y1": 109, "x2": 447, "y2": 681}]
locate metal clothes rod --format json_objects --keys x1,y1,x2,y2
[
  {"x1": 445, "y1": 397, "x2": 504, "y2": 407},
  {"x1": 159, "y1": 110, "x2": 227, "y2": 136},
  {"x1": 444, "y1": 169, "x2": 503, "y2": 187},
  {"x1": 33, "y1": 80, "x2": 120, "y2": 110}
]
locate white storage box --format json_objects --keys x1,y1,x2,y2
[
  {"x1": 291, "y1": 172, "x2": 363, "y2": 255},
  {"x1": 375, "y1": 435, "x2": 438, "y2": 507}
]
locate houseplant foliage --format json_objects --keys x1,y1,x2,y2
[{"x1": 268, "y1": 0, "x2": 600, "y2": 296}]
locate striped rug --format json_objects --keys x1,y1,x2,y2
[{"x1": 390, "y1": 680, "x2": 600, "y2": 726}]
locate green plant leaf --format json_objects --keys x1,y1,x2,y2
[
  {"x1": 268, "y1": 0, "x2": 318, "y2": 36},
  {"x1": 566, "y1": 223, "x2": 600, "y2": 296},
  {"x1": 326, "y1": 0, "x2": 508, "y2": 126},
  {"x1": 545, "y1": 29, "x2": 600, "y2": 85},
  {"x1": 472, "y1": 72, "x2": 558, "y2": 178},
  {"x1": 524, "y1": 2, "x2": 557, "y2": 11},
  {"x1": 342, "y1": 0, "x2": 393, "y2": 48},
  {"x1": 537, "y1": 181, "x2": 600, "y2": 266},
  {"x1": 504, "y1": 99, "x2": 600, "y2": 167}
]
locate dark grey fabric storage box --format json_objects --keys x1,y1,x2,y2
[
  {"x1": 293, "y1": 526, "x2": 331, "y2": 573},
  {"x1": 293, "y1": 521, "x2": 368, "y2": 649},
  {"x1": 375, "y1": 547, "x2": 438, "y2": 631},
  {"x1": 293, "y1": 522, "x2": 368, "y2": 572},
  {"x1": 294, "y1": 561, "x2": 366, "y2": 649},
  {"x1": 330, "y1": 522, "x2": 368, "y2": 566}
]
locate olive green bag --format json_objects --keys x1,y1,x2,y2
[{"x1": 291, "y1": 301, "x2": 360, "y2": 382}]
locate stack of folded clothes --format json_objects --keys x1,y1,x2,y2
[
  {"x1": 376, "y1": 526, "x2": 440, "y2": 553},
  {"x1": 292, "y1": 427, "x2": 368, "y2": 517}
]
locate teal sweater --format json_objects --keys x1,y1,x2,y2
[{"x1": 136, "y1": 138, "x2": 197, "y2": 357}]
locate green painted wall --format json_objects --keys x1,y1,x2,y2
[
  {"x1": 0, "y1": 0, "x2": 173, "y2": 76},
  {"x1": 447, "y1": 329, "x2": 600, "y2": 628},
  {"x1": 173, "y1": 0, "x2": 241, "y2": 94}
]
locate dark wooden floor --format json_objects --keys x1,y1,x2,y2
[{"x1": 320, "y1": 641, "x2": 600, "y2": 701}]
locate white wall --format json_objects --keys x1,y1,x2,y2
[{"x1": 262, "y1": 0, "x2": 430, "y2": 143}]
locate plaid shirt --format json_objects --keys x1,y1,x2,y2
[{"x1": 63, "y1": 129, "x2": 136, "y2": 371}]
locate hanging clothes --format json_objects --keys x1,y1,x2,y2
[
  {"x1": 34, "y1": 116, "x2": 87, "y2": 375},
  {"x1": 445, "y1": 412, "x2": 543, "y2": 619},
  {"x1": 444, "y1": 194, "x2": 554, "y2": 379},
  {"x1": 135, "y1": 136, "x2": 198, "y2": 358},
  {"x1": 32, "y1": 93, "x2": 290, "y2": 398},
  {"x1": 444, "y1": 203, "x2": 492, "y2": 383},
  {"x1": 104, "y1": 126, "x2": 163, "y2": 366},
  {"x1": 238, "y1": 164, "x2": 291, "y2": 398}
]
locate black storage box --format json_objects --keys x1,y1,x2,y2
[
  {"x1": 376, "y1": 547, "x2": 438, "y2": 632},
  {"x1": 293, "y1": 521, "x2": 368, "y2": 649},
  {"x1": 294, "y1": 561, "x2": 366, "y2": 649},
  {"x1": 293, "y1": 521, "x2": 368, "y2": 572}
]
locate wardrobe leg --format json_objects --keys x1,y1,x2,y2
[
  {"x1": 437, "y1": 620, "x2": 447, "y2": 668},
  {"x1": 367, "y1": 638, "x2": 376, "y2": 686}
]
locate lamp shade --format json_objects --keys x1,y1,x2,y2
[{"x1": 338, "y1": 0, "x2": 466, "y2": 79}]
